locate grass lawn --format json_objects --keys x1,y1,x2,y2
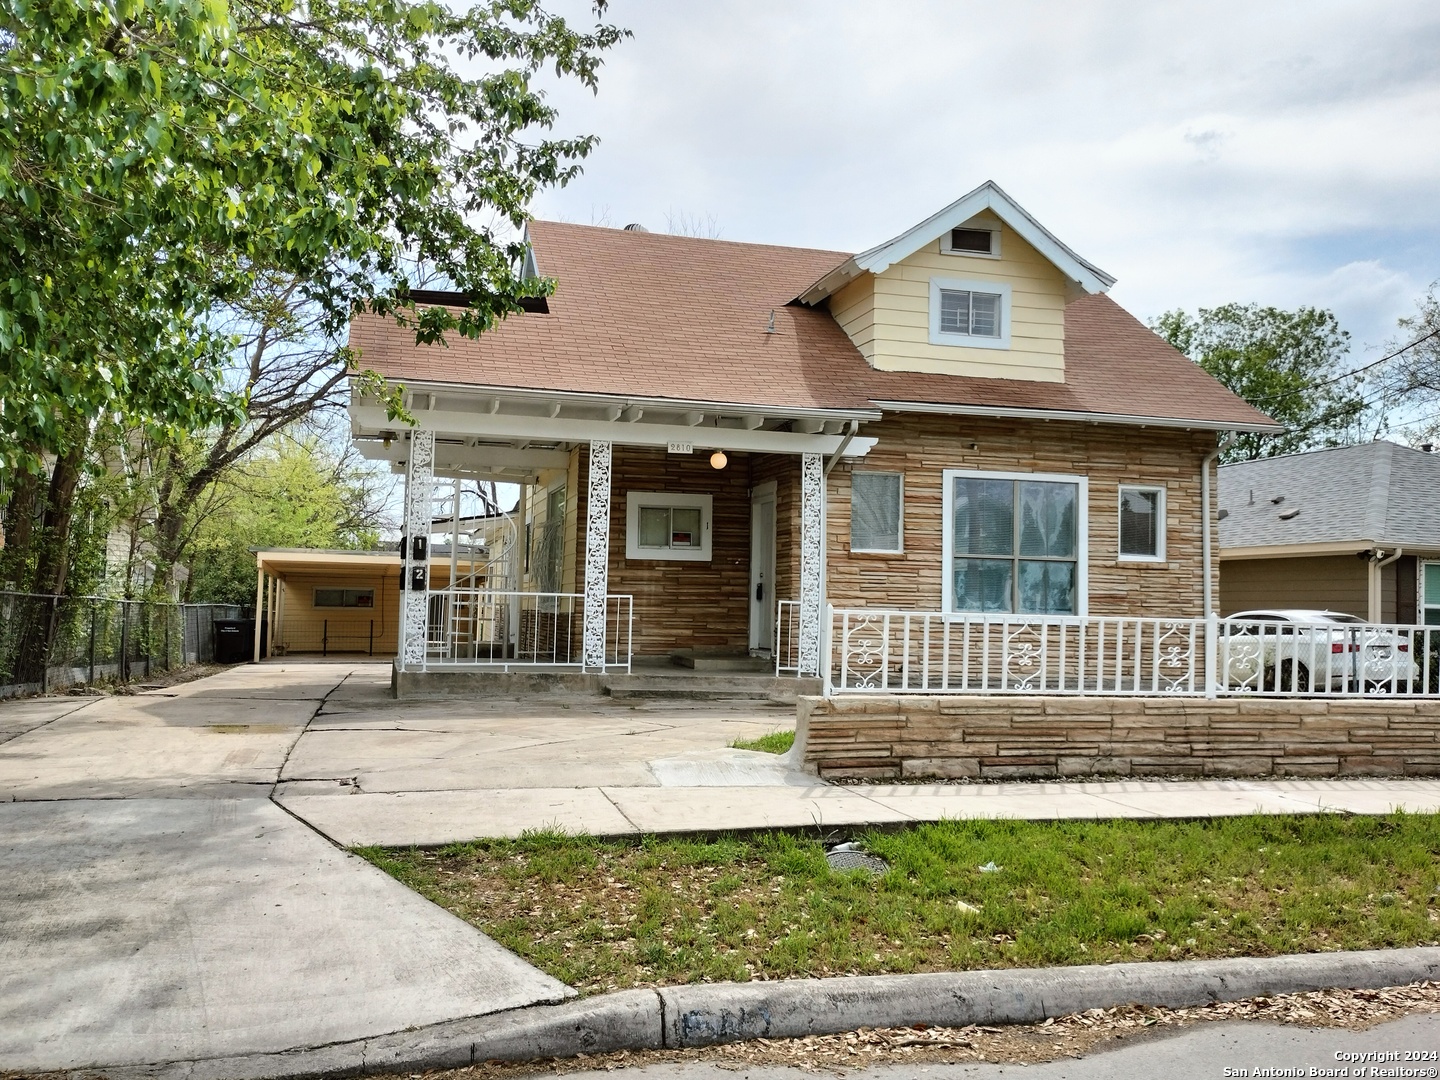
[
  {"x1": 730, "y1": 730, "x2": 795, "y2": 754},
  {"x1": 358, "y1": 814, "x2": 1440, "y2": 996}
]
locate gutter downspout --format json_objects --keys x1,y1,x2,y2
[
  {"x1": 1202, "y1": 433, "x2": 1237, "y2": 698},
  {"x1": 1370, "y1": 547, "x2": 1403, "y2": 623}
]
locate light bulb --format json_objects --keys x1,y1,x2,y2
[{"x1": 710, "y1": 450, "x2": 728, "y2": 469}]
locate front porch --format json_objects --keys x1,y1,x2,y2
[{"x1": 352, "y1": 386, "x2": 878, "y2": 687}]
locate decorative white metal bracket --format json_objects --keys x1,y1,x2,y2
[
  {"x1": 400, "y1": 429, "x2": 434, "y2": 671},
  {"x1": 583, "y1": 439, "x2": 612, "y2": 671},
  {"x1": 798, "y1": 452, "x2": 823, "y2": 677}
]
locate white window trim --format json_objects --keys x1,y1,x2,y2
[
  {"x1": 849, "y1": 470, "x2": 905, "y2": 554},
  {"x1": 928, "y1": 277, "x2": 1012, "y2": 350},
  {"x1": 940, "y1": 225, "x2": 1002, "y2": 259},
  {"x1": 625, "y1": 491, "x2": 713, "y2": 562},
  {"x1": 941, "y1": 468, "x2": 1089, "y2": 616},
  {"x1": 1117, "y1": 484, "x2": 1167, "y2": 564},
  {"x1": 1422, "y1": 560, "x2": 1440, "y2": 624}
]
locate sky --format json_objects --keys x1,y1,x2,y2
[{"x1": 527, "y1": 0, "x2": 1440, "y2": 363}]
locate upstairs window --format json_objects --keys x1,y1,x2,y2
[
  {"x1": 938, "y1": 289, "x2": 1002, "y2": 338},
  {"x1": 929, "y1": 278, "x2": 1012, "y2": 350}
]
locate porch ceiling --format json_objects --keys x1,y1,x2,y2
[{"x1": 349, "y1": 384, "x2": 879, "y2": 479}]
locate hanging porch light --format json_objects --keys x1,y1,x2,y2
[{"x1": 710, "y1": 449, "x2": 728, "y2": 469}]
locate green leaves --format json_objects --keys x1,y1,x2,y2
[
  {"x1": 1153, "y1": 304, "x2": 1368, "y2": 461},
  {"x1": 0, "y1": 0, "x2": 627, "y2": 470}
]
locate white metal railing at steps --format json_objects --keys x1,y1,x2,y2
[
  {"x1": 423, "y1": 589, "x2": 633, "y2": 673},
  {"x1": 775, "y1": 599, "x2": 802, "y2": 676},
  {"x1": 825, "y1": 606, "x2": 1440, "y2": 698}
]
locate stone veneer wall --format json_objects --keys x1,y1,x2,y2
[{"x1": 797, "y1": 695, "x2": 1440, "y2": 779}]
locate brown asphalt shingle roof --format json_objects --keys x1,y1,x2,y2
[{"x1": 347, "y1": 220, "x2": 1276, "y2": 429}]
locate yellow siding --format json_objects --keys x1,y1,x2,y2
[
  {"x1": 278, "y1": 571, "x2": 399, "y2": 656},
  {"x1": 831, "y1": 210, "x2": 1069, "y2": 382},
  {"x1": 829, "y1": 276, "x2": 876, "y2": 362}
]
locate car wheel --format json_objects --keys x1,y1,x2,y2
[{"x1": 1279, "y1": 660, "x2": 1309, "y2": 692}]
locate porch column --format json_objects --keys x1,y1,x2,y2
[
  {"x1": 399, "y1": 429, "x2": 435, "y2": 671},
  {"x1": 799, "y1": 452, "x2": 824, "y2": 677},
  {"x1": 252, "y1": 561, "x2": 264, "y2": 663},
  {"x1": 583, "y1": 439, "x2": 612, "y2": 671}
]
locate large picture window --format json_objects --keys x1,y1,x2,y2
[{"x1": 942, "y1": 470, "x2": 1087, "y2": 615}]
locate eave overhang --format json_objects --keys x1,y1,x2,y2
[{"x1": 797, "y1": 180, "x2": 1117, "y2": 305}]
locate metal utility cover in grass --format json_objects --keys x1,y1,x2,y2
[{"x1": 826, "y1": 849, "x2": 889, "y2": 875}]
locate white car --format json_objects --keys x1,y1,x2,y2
[{"x1": 1220, "y1": 609, "x2": 1420, "y2": 693}]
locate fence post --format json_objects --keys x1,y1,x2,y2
[
  {"x1": 369, "y1": 620, "x2": 374, "y2": 657},
  {"x1": 119, "y1": 603, "x2": 129, "y2": 684},
  {"x1": 322, "y1": 618, "x2": 328, "y2": 658},
  {"x1": 88, "y1": 603, "x2": 96, "y2": 685},
  {"x1": 164, "y1": 613, "x2": 171, "y2": 673},
  {"x1": 1204, "y1": 610, "x2": 1218, "y2": 699}
]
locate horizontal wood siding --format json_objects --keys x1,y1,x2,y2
[
  {"x1": 578, "y1": 445, "x2": 756, "y2": 657},
  {"x1": 277, "y1": 571, "x2": 398, "y2": 656},
  {"x1": 1219, "y1": 556, "x2": 1368, "y2": 619},
  {"x1": 825, "y1": 414, "x2": 1215, "y2": 618},
  {"x1": 863, "y1": 210, "x2": 1068, "y2": 382}
]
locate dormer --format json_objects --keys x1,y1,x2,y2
[{"x1": 798, "y1": 181, "x2": 1115, "y2": 383}]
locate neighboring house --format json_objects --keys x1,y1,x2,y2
[
  {"x1": 345, "y1": 180, "x2": 1276, "y2": 679},
  {"x1": 1218, "y1": 441, "x2": 1440, "y2": 624}
]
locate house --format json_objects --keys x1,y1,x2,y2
[
  {"x1": 1218, "y1": 441, "x2": 1440, "y2": 624},
  {"x1": 344, "y1": 180, "x2": 1277, "y2": 690}
]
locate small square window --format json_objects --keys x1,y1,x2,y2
[
  {"x1": 626, "y1": 493, "x2": 713, "y2": 561},
  {"x1": 850, "y1": 472, "x2": 903, "y2": 552},
  {"x1": 929, "y1": 278, "x2": 1011, "y2": 350},
  {"x1": 1118, "y1": 486, "x2": 1166, "y2": 561}
]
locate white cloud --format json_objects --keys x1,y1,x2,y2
[{"x1": 529, "y1": 0, "x2": 1440, "y2": 350}]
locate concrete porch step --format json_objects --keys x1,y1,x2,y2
[
  {"x1": 602, "y1": 673, "x2": 821, "y2": 703},
  {"x1": 668, "y1": 651, "x2": 774, "y2": 673}
]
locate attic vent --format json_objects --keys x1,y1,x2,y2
[
  {"x1": 623, "y1": 223, "x2": 649, "y2": 232},
  {"x1": 948, "y1": 227, "x2": 996, "y2": 255}
]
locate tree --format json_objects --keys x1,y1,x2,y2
[
  {"x1": 1152, "y1": 304, "x2": 1369, "y2": 461},
  {"x1": 185, "y1": 433, "x2": 389, "y2": 605},
  {"x1": 0, "y1": 0, "x2": 625, "y2": 595},
  {"x1": 1377, "y1": 284, "x2": 1440, "y2": 444}
]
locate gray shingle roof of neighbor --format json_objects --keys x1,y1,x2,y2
[{"x1": 1218, "y1": 441, "x2": 1440, "y2": 550}]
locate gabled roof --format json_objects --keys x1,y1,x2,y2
[
  {"x1": 796, "y1": 180, "x2": 1116, "y2": 305},
  {"x1": 1218, "y1": 441, "x2": 1440, "y2": 551},
  {"x1": 346, "y1": 220, "x2": 1277, "y2": 432}
]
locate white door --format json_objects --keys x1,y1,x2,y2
[{"x1": 749, "y1": 482, "x2": 778, "y2": 655}]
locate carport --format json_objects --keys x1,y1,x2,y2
[{"x1": 252, "y1": 548, "x2": 479, "y2": 660}]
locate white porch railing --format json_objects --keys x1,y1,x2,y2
[
  {"x1": 775, "y1": 599, "x2": 802, "y2": 676},
  {"x1": 826, "y1": 606, "x2": 1440, "y2": 698},
  {"x1": 423, "y1": 588, "x2": 632, "y2": 673}
]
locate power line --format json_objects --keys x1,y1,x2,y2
[{"x1": 1219, "y1": 325, "x2": 1440, "y2": 411}]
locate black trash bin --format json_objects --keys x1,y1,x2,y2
[{"x1": 213, "y1": 619, "x2": 256, "y2": 664}]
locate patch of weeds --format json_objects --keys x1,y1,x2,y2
[
  {"x1": 358, "y1": 813, "x2": 1440, "y2": 995},
  {"x1": 730, "y1": 730, "x2": 795, "y2": 754}
]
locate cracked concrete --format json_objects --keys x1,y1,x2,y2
[{"x1": 0, "y1": 661, "x2": 573, "y2": 1074}]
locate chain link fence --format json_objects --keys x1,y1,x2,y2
[{"x1": 0, "y1": 592, "x2": 243, "y2": 698}]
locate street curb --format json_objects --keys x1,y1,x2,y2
[{"x1": 84, "y1": 946, "x2": 1440, "y2": 1080}]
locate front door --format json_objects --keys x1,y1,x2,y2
[{"x1": 749, "y1": 481, "x2": 777, "y2": 655}]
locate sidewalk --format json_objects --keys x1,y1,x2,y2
[{"x1": 278, "y1": 773, "x2": 1440, "y2": 846}]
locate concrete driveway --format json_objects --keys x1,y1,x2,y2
[{"x1": 2, "y1": 665, "x2": 766, "y2": 1077}]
